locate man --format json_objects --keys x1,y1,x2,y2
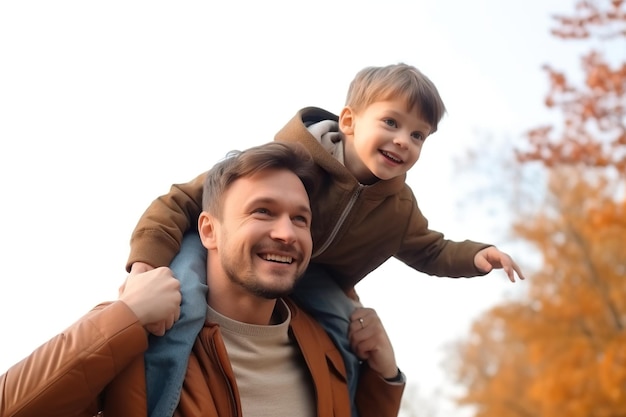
[{"x1": 0, "y1": 142, "x2": 404, "y2": 417}]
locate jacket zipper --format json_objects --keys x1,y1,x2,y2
[
  {"x1": 312, "y1": 184, "x2": 364, "y2": 258},
  {"x1": 209, "y1": 337, "x2": 239, "y2": 417}
]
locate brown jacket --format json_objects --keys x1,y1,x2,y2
[
  {"x1": 0, "y1": 300, "x2": 403, "y2": 417},
  {"x1": 126, "y1": 107, "x2": 490, "y2": 289}
]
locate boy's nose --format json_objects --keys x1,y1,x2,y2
[{"x1": 393, "y1": 134, "x2": 410, "y2": 149}]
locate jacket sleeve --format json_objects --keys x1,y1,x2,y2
[
  {"x1": 125, "y1": 171, "x2": 207, "y2": 271},
  {"x1": 356, "y1": 364, "x2": 404, "y2": 417},
  {"x1": 395, "y1": 191, "x2": 492, "y2": 278},
  {"x1": 0, "y1": 301, "x2": 148, "y2": 417}
]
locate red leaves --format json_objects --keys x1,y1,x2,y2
[
  {"x1": 452, "y1": 2, "x2": 626, "y2": 416},
  {"x1": 517, "y1": 1, "x2": 626, "y2": 175}
]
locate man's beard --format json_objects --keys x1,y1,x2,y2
[
  {"x1": 221, "y1": 255, "x2": 301, "y2": 299},
  {"x1": 228, "y1": 273, "x2": 294, "y2": 299}
]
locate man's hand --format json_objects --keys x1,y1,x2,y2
[
  {"x1": 474, "y1": 246, "x2": 526, "y2": 283},
  {"x1": 349, "y1": 307, "x2": 399, "y2": 381},
  {"x1": 130, "y1": 261, "x2": 155, "y2": 275},
  {"x1": 119, "y1": 267, "x2": 181, "y2": 336}
]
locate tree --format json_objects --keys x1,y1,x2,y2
[
  {"x1": 517, "y1": 0, "x2": 626, "y2": 174},
  {"x1": 451, "y1": 1, "x2": 626, "y2": 416},
  {"x1": 453, "y1": 168, "x2": 626, "y2": 417}
]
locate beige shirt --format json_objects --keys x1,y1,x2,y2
[{"x1": 207, "y1": 300, "x2": 316, "y2": 417}]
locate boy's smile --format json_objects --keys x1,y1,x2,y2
[{"x1": 340, "y1": 99, "x2": 432, "y2": 185}]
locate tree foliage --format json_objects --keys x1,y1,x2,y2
[
  {"x1": 517, "y1": 0, "x2": 626, "y2": 173},
  {"x1": 455, "y1": 169, "x2": 626, "y2": 417},
  {"x1": 452, "y1": 1, "x2": 626, "y2": 416}
]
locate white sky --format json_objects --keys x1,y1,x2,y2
[{"x1": 0, "y1": 1, "x2": 587, "y2": 415}]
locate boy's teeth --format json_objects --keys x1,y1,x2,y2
[{"x1": 382, "y1": 151, "x2": 400, "y2": 162}]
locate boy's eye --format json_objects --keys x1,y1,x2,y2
[
  {"x1": 412, "y1": 132, "x2": 425, "y2": 141},
  {"x1": 383, "y1": 118, "x2": 397, "y2": 128}
]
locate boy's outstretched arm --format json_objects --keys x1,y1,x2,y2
[
  {"x1": 474, "y1": 246, "x2": 526, "y2": 283},
  {"x1": 126, "y1": 172, "x2": 207, "y2": 272}
]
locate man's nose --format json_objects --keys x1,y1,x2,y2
[{"x1": 270, "y1": 215, "x2": 297, "y2": 244}]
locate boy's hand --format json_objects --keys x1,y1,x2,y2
[
  {"x1": 349, "y1": 307, "x2": 399, "y2": 381},
  {"x1": 474, "y1": 246, "x2": 525, "y2": 283},
  {"x1": 119, "y1": 266, "x2": 181, "y2": 336}
]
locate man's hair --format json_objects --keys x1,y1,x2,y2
[
  {"x1": 345, "y1": 63, "x2": 447, "y2": 134},
  {"x1": 202, "y1": 141, "x2": 317, "y2": 217}
]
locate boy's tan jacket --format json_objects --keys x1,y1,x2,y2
[
  {"x1": 0, "y1": 299, "x2": 403, "y2": 417},
  {"x1": 126, "y1": 107, "x2": 490, "y2": 289}
]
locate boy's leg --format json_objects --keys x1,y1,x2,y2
[
  {"x1": 291, "y1": 264, "x2": 361, "y2": 417},
  {"x1": 144, "y1": 232, "x2": 208, "y2": 417}
]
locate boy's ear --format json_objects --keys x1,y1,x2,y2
[
  {"x1": 198, "y1": 211, "x2": 218, "y2": 250},
  {"x1": 338, "y1": 106, "x2": 355, "y2": 136}
]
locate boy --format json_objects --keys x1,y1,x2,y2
[{"x1": 129, "y1": 63, "x2": 524, "y2": 417}]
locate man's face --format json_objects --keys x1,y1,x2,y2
[
  {"x1": 214, "y1": 168, "x2": 313, "y2": 299},
  {"x1": 342, "y1": 99, "x2": 432, "y2": 185}
]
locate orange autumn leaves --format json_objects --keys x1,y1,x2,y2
[
  {"x1": 521, "y1": 54, "x2": 626, "y2": 171},
  {"x1": 452, "y1": 1, "x2": 626, "y2": 416},
  {"x1": 517, "y1": 0, "x2": 626, "y2": 173},
  {"x1": 455, "y1": 172, "x2": 626, "y2": 416}
]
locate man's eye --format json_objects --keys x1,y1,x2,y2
[
  {"x1": 293, "y1": 215, "x2": 310, "y2": 226},
  {"x1": 253, "y1": 208, "x2": 270, "y2": 215}
]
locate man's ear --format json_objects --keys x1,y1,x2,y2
[
  {"x1": 198, "y1": 211, "x2": 218, "y2": 250},
  {"x1": 338, "y1": 106, "x2": 355, "y2": 136}
]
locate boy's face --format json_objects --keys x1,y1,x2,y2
[{"x1": 340, "y1": 99, "x2": 431, "y2": 185}]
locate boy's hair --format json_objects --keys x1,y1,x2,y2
[
  {"x1": 202, "y1": 141, "x2": 317, "y2": 218},
  {"x1": 345, "y1": 63, "x2": 447, "y2": 134}
]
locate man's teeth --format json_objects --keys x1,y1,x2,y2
[
  {"x1": 382, "y1": 151, "x2": 401, "y2": 162},
  {"x1": 263, "y1": 254, "x2": 293, "y2": 264}
]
